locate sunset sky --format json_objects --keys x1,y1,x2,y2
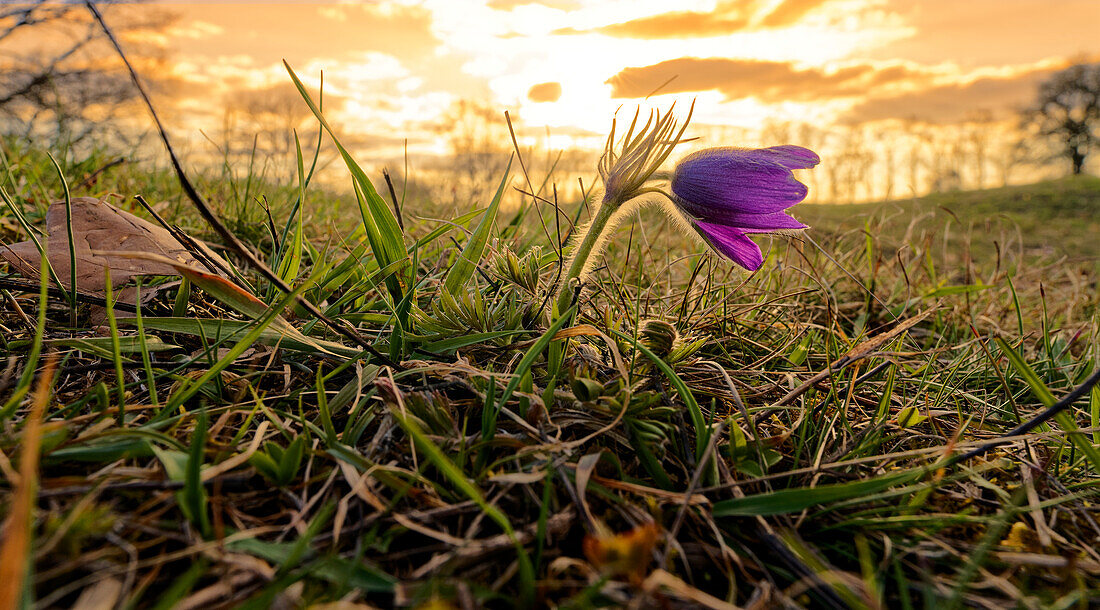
[
  {"x1": 9, "y1": 0, "x2": 1100, "y2": 199},
  {"x1": 142, "y1": 0, "x2": 1100, "y2": 136}
]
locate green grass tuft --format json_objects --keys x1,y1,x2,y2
[{"x1": 1, "y1": 128, "x2": 1099, "y2": 608}]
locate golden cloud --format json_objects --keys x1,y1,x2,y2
[
  {"x1": 527, "y1": 81, "x2": 562, "y2": 103},
  {"x1": 607, "y1": 57, "x2": 922, "y2": 102},
  {"x1": 843, "y1": 68, "x2": 1058, "y2": 123},
  {"x1": 556, "y1": 0, "x2": 833, "y2": 39},
  {"x1": 759, "y1": 0, "x2": 832, "y2": 27}
]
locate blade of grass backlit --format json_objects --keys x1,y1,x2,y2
[
  {"x1": 995, "y1": 337, "x2": 1100, "y2": 472},
  {"x1": 442, "y1": 155, "x2": 512, "y2": 297},
  {"x1": 46, "y1": 152, "x2": 77, "y2": 326},
  {"x1": 285, "y1": 61, "x2": 407, "y2": 303},
  {"x1": 274, "y1": 131, "x2": 306, "y2": 287}
]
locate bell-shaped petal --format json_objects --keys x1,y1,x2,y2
[
  {"x1": 728, "y1": 210, "x2": 808, "y2": 232},
  {"x1": 667, "y1": 144, "x2": 817, "y2": 269},
  {"x1": 671, "y1": 151, "x2": 811, "y2": 217},
  {"x1": 746, "y1": 145, "x2": 820, "y2": 170},
  {"x1": 677, "y1": 203, "x2": 810, "y2": 231},
  {"x1": 691, "y1": 221, "x2": 764, "y2": 271}
]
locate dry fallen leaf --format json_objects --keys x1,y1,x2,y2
[{"x1": 0, "y1": 196, "x2": 228, "y2": 300}]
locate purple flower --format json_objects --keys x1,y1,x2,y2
[{"x1": 669, "y1": 145, "x2": 819, "y2": 271}]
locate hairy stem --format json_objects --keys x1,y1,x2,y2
[{"x1": 555, "y1": 193, "x2": 622, "y2": 316}]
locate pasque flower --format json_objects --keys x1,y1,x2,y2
[
  {"x1": 554, "y1": 105, "x2": 818, "y2": 316},
  {"x1": 669, "y1": 145, "x2": 819, "y2": 271}
]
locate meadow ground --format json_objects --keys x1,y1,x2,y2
[{"x1": 1, "y1": 135, "x2": 1099, "y2": 609}]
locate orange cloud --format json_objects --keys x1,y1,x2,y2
[
  {"x1": 488, "y1": 0, "x2": 581, "y2": 9},
  {"x1": 556, "y1": 0, "x2": 836, "y2": 39},
  {"x1": 607, "y1": 58, "x2": 922, "y2": 102},
  {"x1": 527, "y1": 81, "x2": 562, "y2": 103},
  {"x1": 759, "y1": 0, "x2": 832, "y2": 27},
  {"x1": 843, "y1": 67, "x2": 1059, "y2": 123},
  {"x1": 583, "y1": 10, "x2": 750, "y2": 39}
]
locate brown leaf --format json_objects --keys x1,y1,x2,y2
[{"x1": 0, "y1": 197, "x2": 227, "y2": 299}]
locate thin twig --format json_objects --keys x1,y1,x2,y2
[
  {"x1": 382, "y1": 168, "x2": 404, "y2": 231},
  {"x1": 76, "y1": 156, "x2": 124, "y2": 190},
  {"x1": 956, "y1": 367, "x2": 1100, "y2": 462}
]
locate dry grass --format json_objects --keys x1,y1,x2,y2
[{"x1": 1, "y1": 136, "x2": 1099, "y2": 608}]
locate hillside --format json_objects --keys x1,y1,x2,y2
[{"x1": 799, "y1": 176, "x2": 1100, "y2": 265}]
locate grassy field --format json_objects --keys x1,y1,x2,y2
[
  {"x1": 801, "y1": 176, "x2": 1100, "y2": 265},
  {"x1": 1, "y1": 129, "x2": 1099, "y2": 610}
]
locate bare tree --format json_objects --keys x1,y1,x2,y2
[
  {"x1": 432, "y1": 99, "x2": 513, "y2": 206},
  {"x1": 221, "y1": 83, "x2": 315, "y2": 166},
  {"x1": 964, "y1": 110, "x2": 995, "y2": 189},
  {"x1": 831, "y1": 127, "x2": 872, "y2": 203},
  {"x1": 992, "y1": 126, "x2": 1033, "y2": 187},
  {"x1": 0, "y1": 1, "x2": 173, "y2": 146},
  {"x1": 1027, "y1": 62, "x2": 1100, "y2": 175}
]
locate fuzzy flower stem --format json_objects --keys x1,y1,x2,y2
[
  {"x1": 552, "y1": 103, "x2": 693, "y2": 318},
  {"x1": 555, "y1": 192, "x2": 622, "y2": 316}
]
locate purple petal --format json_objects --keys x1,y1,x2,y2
[
  {"x1": 719, "y1": 210, "x2": 808, "y2": 232},
  {"x1": 671, "y1": 173, "x2": 808, "y2": 219},
  {"x1": 749, "y1": 146, "x2": 820, "y2": 170},
  {"x1": 692, "y1": 221, "x2": 763, "y2": 271},
  {"x1": 671, "y1": 150, "x2": 810, "y2": 218}
]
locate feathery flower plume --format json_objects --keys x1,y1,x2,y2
[{"x1": 554, "y1": 104, "x2": 693, "y2": 314}]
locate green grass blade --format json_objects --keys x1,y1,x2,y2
[
  {"x1": 713, "y1": 469, "x2": 926, "y2": 517},
  {"x1": 163, "y1": 287, "x2": 310, "y2": 415},
  {"x1": 390, "y1": 406, "x2": 535, "y2": 605},
  {"x1": 129, "y1": 317, "x2": 360, "y2": 358},
  {"x1": 995, "y1": 337, "x2": 1100, "y2": 472},
  {"x1": 103, "y1": 268, "x2": 127, "y2": 425},
  {"x1": 46, "y1": 152, "x2": 77, "y2": 326},
  {"x1": 180, "y1": 407, "x2": 211, "y2": 537},
  {"x1": 274, "y1": 130, "x2": 306, "y2": 286},
  {"x1": 612, "y1": 328, "x2": 709, "y2": 462},
  {"x1": 0, "y1": 253, "x2": 51, "y2": 420},
  {"x1": 495, "y1": 304, "x2": 577, "y2": 417},
  {"x1": 228, "y1": 536, "x2": 394, "y2": 592},
  {"x1": 285, "y1": 61, "x2": 407, "y2": 302},
  {"x1": 442, "y1": 155, "x2": 512, "y2": 296}
]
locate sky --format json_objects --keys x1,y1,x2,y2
[
  {"x1": 142, "y1": 0, "x2": 1099, "y2": 131},
  {"x1": 10, "y1": 0, "x2": 1100, "y2": 199}
]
